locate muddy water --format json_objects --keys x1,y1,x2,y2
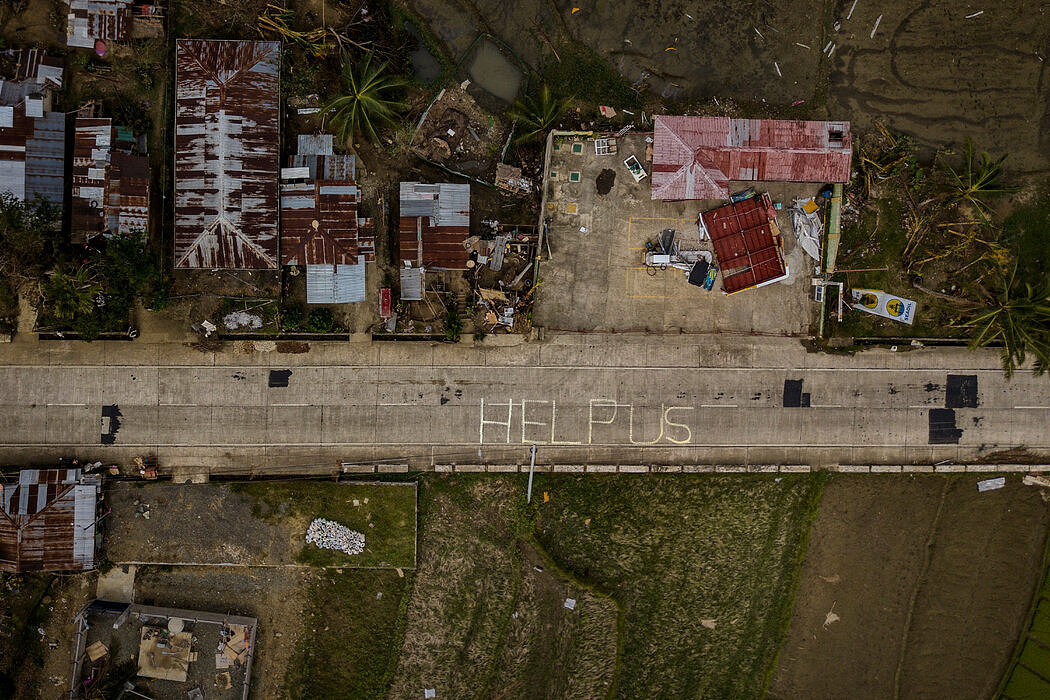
[
  {"x1": 404, "y1": 21, "x2": 442, "y2": 83},
  {"x1": 467, "y1": 40, "x2": 522, "y2": 103}
]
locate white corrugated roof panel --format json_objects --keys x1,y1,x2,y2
[
  {"x1": 25, "y1": 98, "x2": 43, "y2": 118},
  {"x1": 281, "y1": 166, "x2": 311, "y2": 180},
  {"x1": 0, "y1": 106, "x2": 12, "y2": 128}
]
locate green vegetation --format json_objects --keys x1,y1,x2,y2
[
  {"x1": 967, "y1": 266, "x2": 1050, "y2": 377},
  {"x1": 508, "y1": 84, "x2": 570, "y2": 144},
  {"x1": 940, "y1": 138, "x2": 1015, "y2": 220},
  {"x1": 533, "y1": 474, "x2": 825, "y2": 698},
  {"x1": 38, "y1": 232, "x2": 168, "y2": 339},
  {"x1": 997, "y1": 531, "x2": 1050, "y2": 699},
  {"x1": 322, "y1": 51, "x2": 410, "y2": 146},
  {"x1": 442, "y1": 303, "x2": 462, "y2": 342},
  {"x1": 541, "y1": 44, "x2": 641, "y2": 109},
  {"x1": 232, "y1": 481, "x2": 417, "y2": 569},
  {"x1": 305, "y1": 306, "x2": 336, "y2": 333},
  {"x1": 284, "y1": 569, "x2": 410, "y2": 699}
]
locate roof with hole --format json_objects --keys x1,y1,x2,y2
[
  {"x1": 0, "y1": 469, "x2": 100, "y2": 573},
  {"x1": 281, "y1": 135, "x2": 373, "y2": 267},
  {"x1": 398, "y1": 182, "x2": 470, "y2": 269},
  {"x1": 174, "y1": 40, "x2": 280, "y2": 269},
  {"x1": 652, "y1": 116, "x2": 852, "y2": 200},
  {"x1": 701, "y1": 193, "x2": 787, "y2": 294},
  {"x1": 71, "y1": 117, "x2": 150, "y2": 242}
]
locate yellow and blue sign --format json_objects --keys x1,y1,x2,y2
[{"x1": 850, "y1": 288, "x2": 917, "y2": 325}]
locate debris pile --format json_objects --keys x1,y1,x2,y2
[{"x1": 306, "y1": 519, "x2": 365, "y2": 555}]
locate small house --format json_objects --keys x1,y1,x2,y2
[
  {"x1": 652, "y1": 116, "x2": 852, "y2": 201},
  {"x1": 71, "y1": 117, "x2": 149, "y2": 243},
  {"x1": 398, "y1": 181, "x2": 471, "y2": 272},
  {"x1": 0, "y1": 469, "x2": 101, "y2": 573},
  {"x1": 280, "y1": 134, "x2": 375, "y2": 304}
]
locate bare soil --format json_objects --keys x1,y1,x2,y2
[{"x1": 769, "y1": 474, "x2": 1050, "y2": 700}]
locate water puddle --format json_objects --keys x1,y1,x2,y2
[
  {"x1": 467, "y1": 40, "x2": 521, "y2": 103},
  {"x1": 404, "y1": 21, "x2": 442, "y2": 84}
]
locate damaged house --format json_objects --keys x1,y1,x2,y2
[
  {"x1": 174, "y1": 40, "x2": 280, "y2": 269},
  {"x1": 0, "y1": 468, "x2": 101, "y2": 573},
  {"x1": 398, "y1": 182, "x2": 470, "y2": 300},
  {"x1": 281, "y1": 134, "x2": 375, "y2": 304},
  {"x1": 65, "y1": 0, "x2": 132, "y2": 49},
  {"x1": 0, "y1": 49, "x2": 66, "y2": 207},
  {"x1": 71, "y1": 117, "x2": 150, "y2": 243}
]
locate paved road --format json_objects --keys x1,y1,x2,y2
[{"x1": 0, "y1": 337, "x2": 1046, "y2": 472}]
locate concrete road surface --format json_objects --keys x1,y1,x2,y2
[{"x1": 0, "y1": 336, "x2": 1046, "y2": 473}]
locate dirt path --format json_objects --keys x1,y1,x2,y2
[{"x1": 769, "y1": 474, "x2": 1050, "y2": 700}]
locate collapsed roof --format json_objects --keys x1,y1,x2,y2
[{"x1": 701, "y1": 193, "x2": 788, "y2": 294}]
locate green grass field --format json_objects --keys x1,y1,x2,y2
[
  {"x1": 998, "y1": 537, "x2": 1050, "y2": 700},
  {"x1": 232, "y1": 481, "x2": 417, "y2": 568}
]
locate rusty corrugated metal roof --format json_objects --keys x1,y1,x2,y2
[
  {"x1": 653, "y1": 116, "x2": 852, "y2": 200},
  {"x1": 0, "y1": 76, "x2": 66, "y2": 206},
  {"x1": 71, "y1": 117, "x2": 150, "y2": 243},
  {"x1": 14, "y1": 49, "x2": 64, "y2": 89},
  {"x1": 67, "y1": 0, "x2": 132, "y2": 48},
  {"x1": 280, "y1": 149, "x2": 373, "y2": 266},
  {"x1": 701, "y1": 193, "x2": 787, "y2": 294},
  {"x1": 0, "y1": 469, "x2": 99, "y2": 573},
  {"x1": 174, "y1": 40, "x2": 280, "y2": 269},
  {"x1": 398, "y1": 182, "x2": 470, "y2": 269}
]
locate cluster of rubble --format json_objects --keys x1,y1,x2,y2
[{"x1": 305, "y1": 519, "x2": 365, "y2": 555}]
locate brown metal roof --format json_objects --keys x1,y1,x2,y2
[
  {"x1": 0, "y1": 469, "x2": 99, "y2": 573},
  {"x1": 174, "y1": 40, "x2": 280, "y2": 269},
  {"x1": 701, "y1": 193, "x2": 787, "y2": 294},
  {"x1": 71, "y1": 118, "x2": 150, "y2": 243},
  {"x1": 280, "y1": 155, "x2": 374, "y2": 266},
  {"x1": 398, "y1": 182, "x2": 471, "y2": 270}
]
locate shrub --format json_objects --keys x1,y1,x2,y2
[{"x1": 305, "y1": 307, "x2": 335, "y2": 333}]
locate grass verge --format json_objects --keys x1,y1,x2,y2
[
  {"x1": 996, "y1": 520, "x2": 1050, "y2": 699},
  {"x1": 232, "y1": 481, "x2": 417, "y2": 568}
]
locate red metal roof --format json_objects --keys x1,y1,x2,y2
[
  {"x1": 701, "y1": 194, "x2": 787, "y2": 294},
  {"x1": 652, "y1": 116, "x2": 852, "y2": 200},
  {"x1": 174, "y1": 40, "x2": 280, "y2": 269}
]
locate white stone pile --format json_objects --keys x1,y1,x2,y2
[{"x1": 306, "y1": 519, "x2": 365, "y2": 555}]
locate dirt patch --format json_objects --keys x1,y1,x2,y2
[
  {"x1": 770, "y1": 474, "x2": 1050, "y2": 700},
  {"x1": 134, "y1": 566, "x2": 308, "y2": 700},
  {"x1": 595, "y1": 168, "x2": 615, "y2": 195},
  {"x1": 276, "y1": 340, "x2": 310, "y2": 353}
]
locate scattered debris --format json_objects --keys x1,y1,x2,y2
[
  {"x1": 305, "y1": 519, "x2": 365, "y2": 555},
  {"x1": 850, "y1": 289, "x2": 917, "y2": 324},
  {"x1": 222, "y1": 311, "x2": 263, "y2": 331},
  {"x1": 823, "y1": 602, "x2": 840, "y2": 628},
  {"x1": 701, "y1": 619, "x2": 717, "y2": 630},
  {"x1": 774, "y1": 61, "x2": 783, "y2": 77},
  {"x1": 977, "y1": 477, "x2": 1006, "y2": 492},
  {"x1": 795, "y1": 42, "x2": 811, "y2": 49},
  {"x1": 564, "y1": 598, "x2": 577, "y2": 610},
  {"x1": 965, "y1": 10, "x2": 984, "y2": 19},
  {"x1": 847, "y1": 0, "x2": 859, "y2": 20},
  {"x1": 870, "y1": 14, "x2": 883, "y2": 39},
  {"x1": 819, "y1": 573, "x2": 841, "y2": 584},
  {"x1": 791, "y1": 198, "x2": 824, "y2": 261},
  {"x1": 1023, "y1": 474, "x2": 1050, "y2": 488}
]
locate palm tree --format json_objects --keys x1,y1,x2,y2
[
  {"x1": 939, "y1": 138, "x2": 1015, "y2": 220},
  {"x1": 43, "y1": 266, "x2": 100, "y2": 323},
  {"x1": 966, "y1": 263, "x2": 1050, "y2": 377},
  {"x1": 508, "y1": 84, "x2": 569, "y2": 144},
  {"x1": 322, "y1": 52, "x2": 410, "y2": 145}
]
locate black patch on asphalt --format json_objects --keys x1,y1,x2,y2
[
  {"x1": 925, "y1": 383, "x2": 940, "y2": 392},
  {"x1": 440, "y1": 396, "x2": 449, "y2": 405},
  {"x1": 929, "y1": 409, "x2": 963, "y2": 444},
  {"x1": 783, "y1": 380, "x2": 803, "y2": 408},
  {"x1": 101, "y1": 405, "x2": 122, "y2": 445},
  {"x1": 596, "y1": 168, "x2": 616, "y2": 195},
  {"x1": 268, "y1": 370, "x2": 292, "y2": 387},
  {"x1": 946, "y1": 374, "x2": 979, "y2": 408},
  {"x1": 801, "y1": 393, "x2": 811, "y2": 408}
]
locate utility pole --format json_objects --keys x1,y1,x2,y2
[{"x1": 526, "y1": 445, "x2": 537, "y2": 504}]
